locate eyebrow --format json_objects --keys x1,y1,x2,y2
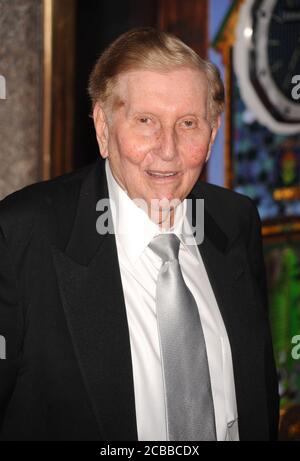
[{"x1": 128, "y1": 109, "x2": 207, "y2": 118}]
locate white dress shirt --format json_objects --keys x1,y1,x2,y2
[{"x1": 105, "y1": 159, "x2": 239, "y2": 441}]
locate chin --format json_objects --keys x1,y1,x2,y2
[{"x1": 148, "y1": 196, "x2": 183, "y2": 212}]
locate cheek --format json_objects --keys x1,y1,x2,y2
[
  {"x1": 180, "y1": 131, "x2": 211, "y2": 168},
  {"x1": 116, "y1": 132, "x2": 154, "y2": 165},
  {"x1": 183, "y1": 143, "x2": 209, "y2": 168}
]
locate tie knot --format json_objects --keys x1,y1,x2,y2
[{"x1": 149, "y1": 233, "x2": 180, "y2": 262}]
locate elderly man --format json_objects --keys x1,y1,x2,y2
[{"x1": 0, "y1": 27, "x2": 279, "y2": 441}]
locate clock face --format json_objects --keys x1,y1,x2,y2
[
  {"x1": 234, "y1": 0, "x2": 300, "y2": 134},
  {"x1": 252, "y1": 0, "x2": 300, "y2": 123},
  {"x1": 267, "y1": 0, "x2": 300, "y2": 103}
]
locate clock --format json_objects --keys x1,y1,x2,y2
[{"x1": 234, "y1": 0, "x2": 300, "y2": 134}]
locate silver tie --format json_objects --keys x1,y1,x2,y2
[{"x1": 149, "y1": 233, "x2": 217, "y2": 441}]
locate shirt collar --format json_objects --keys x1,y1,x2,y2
[{"x1": 105, "y1": 159, "x2": 199, "y2": 264}]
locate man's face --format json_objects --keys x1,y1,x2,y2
[{"x1": 94, "y1": 67, "x2": 220, "y2": 223}]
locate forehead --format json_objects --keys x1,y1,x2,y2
[{"x1": 114, "y1": 67, "x2": 208, "y2": 114}]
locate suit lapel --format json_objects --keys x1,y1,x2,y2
[
  {"x1": 188, "y1": 184, "x2": 269, "y2": 440},
  {"x1": 188, "y1": 184, "x2": 245, "y2": 320},
  {"x1": 52, "y1": 159, "x2": 138, "y2": 441}
]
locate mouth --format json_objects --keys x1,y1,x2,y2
[{"x1": 146, "y1": 170, "x2": 180, "y2": 179}]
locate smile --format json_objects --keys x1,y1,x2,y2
[{"x1": 146, "y1": 170, "x2": 179, "y2": 178}]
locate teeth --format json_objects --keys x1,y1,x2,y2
[{"x1": 148, "y1": 171, "x2": 177, "y2": 177}]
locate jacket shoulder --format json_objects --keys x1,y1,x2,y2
[
  {"x1": 195, "y1": 180, "x2": 259, "y2": 218},
  {"x1": 193, "y1": 180, "x2": 261, "y2": 241},
  {"x1": 196, "y1": 180, "x2": 255, "y2": 208}
]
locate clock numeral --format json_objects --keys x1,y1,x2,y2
[
  {"x1": 259, "y1": 69, "x2": 267, "y2": 78},
  {"x1": 268, "y1": 39, "x2": 280, "y2": 47},
  {"x1": 271, "y1": 60, "x2": 283, "y2": 73}
]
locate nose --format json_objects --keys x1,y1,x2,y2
[{"x1": 158, "y1": 127, "x2": 179, "y2": 161}]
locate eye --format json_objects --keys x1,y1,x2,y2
[
  {"x1": 182, "y1": 119, "x2": 195, "y2": 128},
  {"x1": 138, "y1": 116, "x2": 151, "y2": 124}
]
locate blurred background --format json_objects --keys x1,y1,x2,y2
[{"x1": 0, "y1": 0, "x2": 300, "y2": 440}]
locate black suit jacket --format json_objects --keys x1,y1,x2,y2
[{"x1": 0, "y1": 158, "x2": 279, "y2": 441}]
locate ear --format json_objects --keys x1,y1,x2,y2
[
  {"x1": 93, "y1": 103, "x2": 109, "y2": 158},
  {"x1": 205, "y1": 115, "x2": 221, "y2": 163}
]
